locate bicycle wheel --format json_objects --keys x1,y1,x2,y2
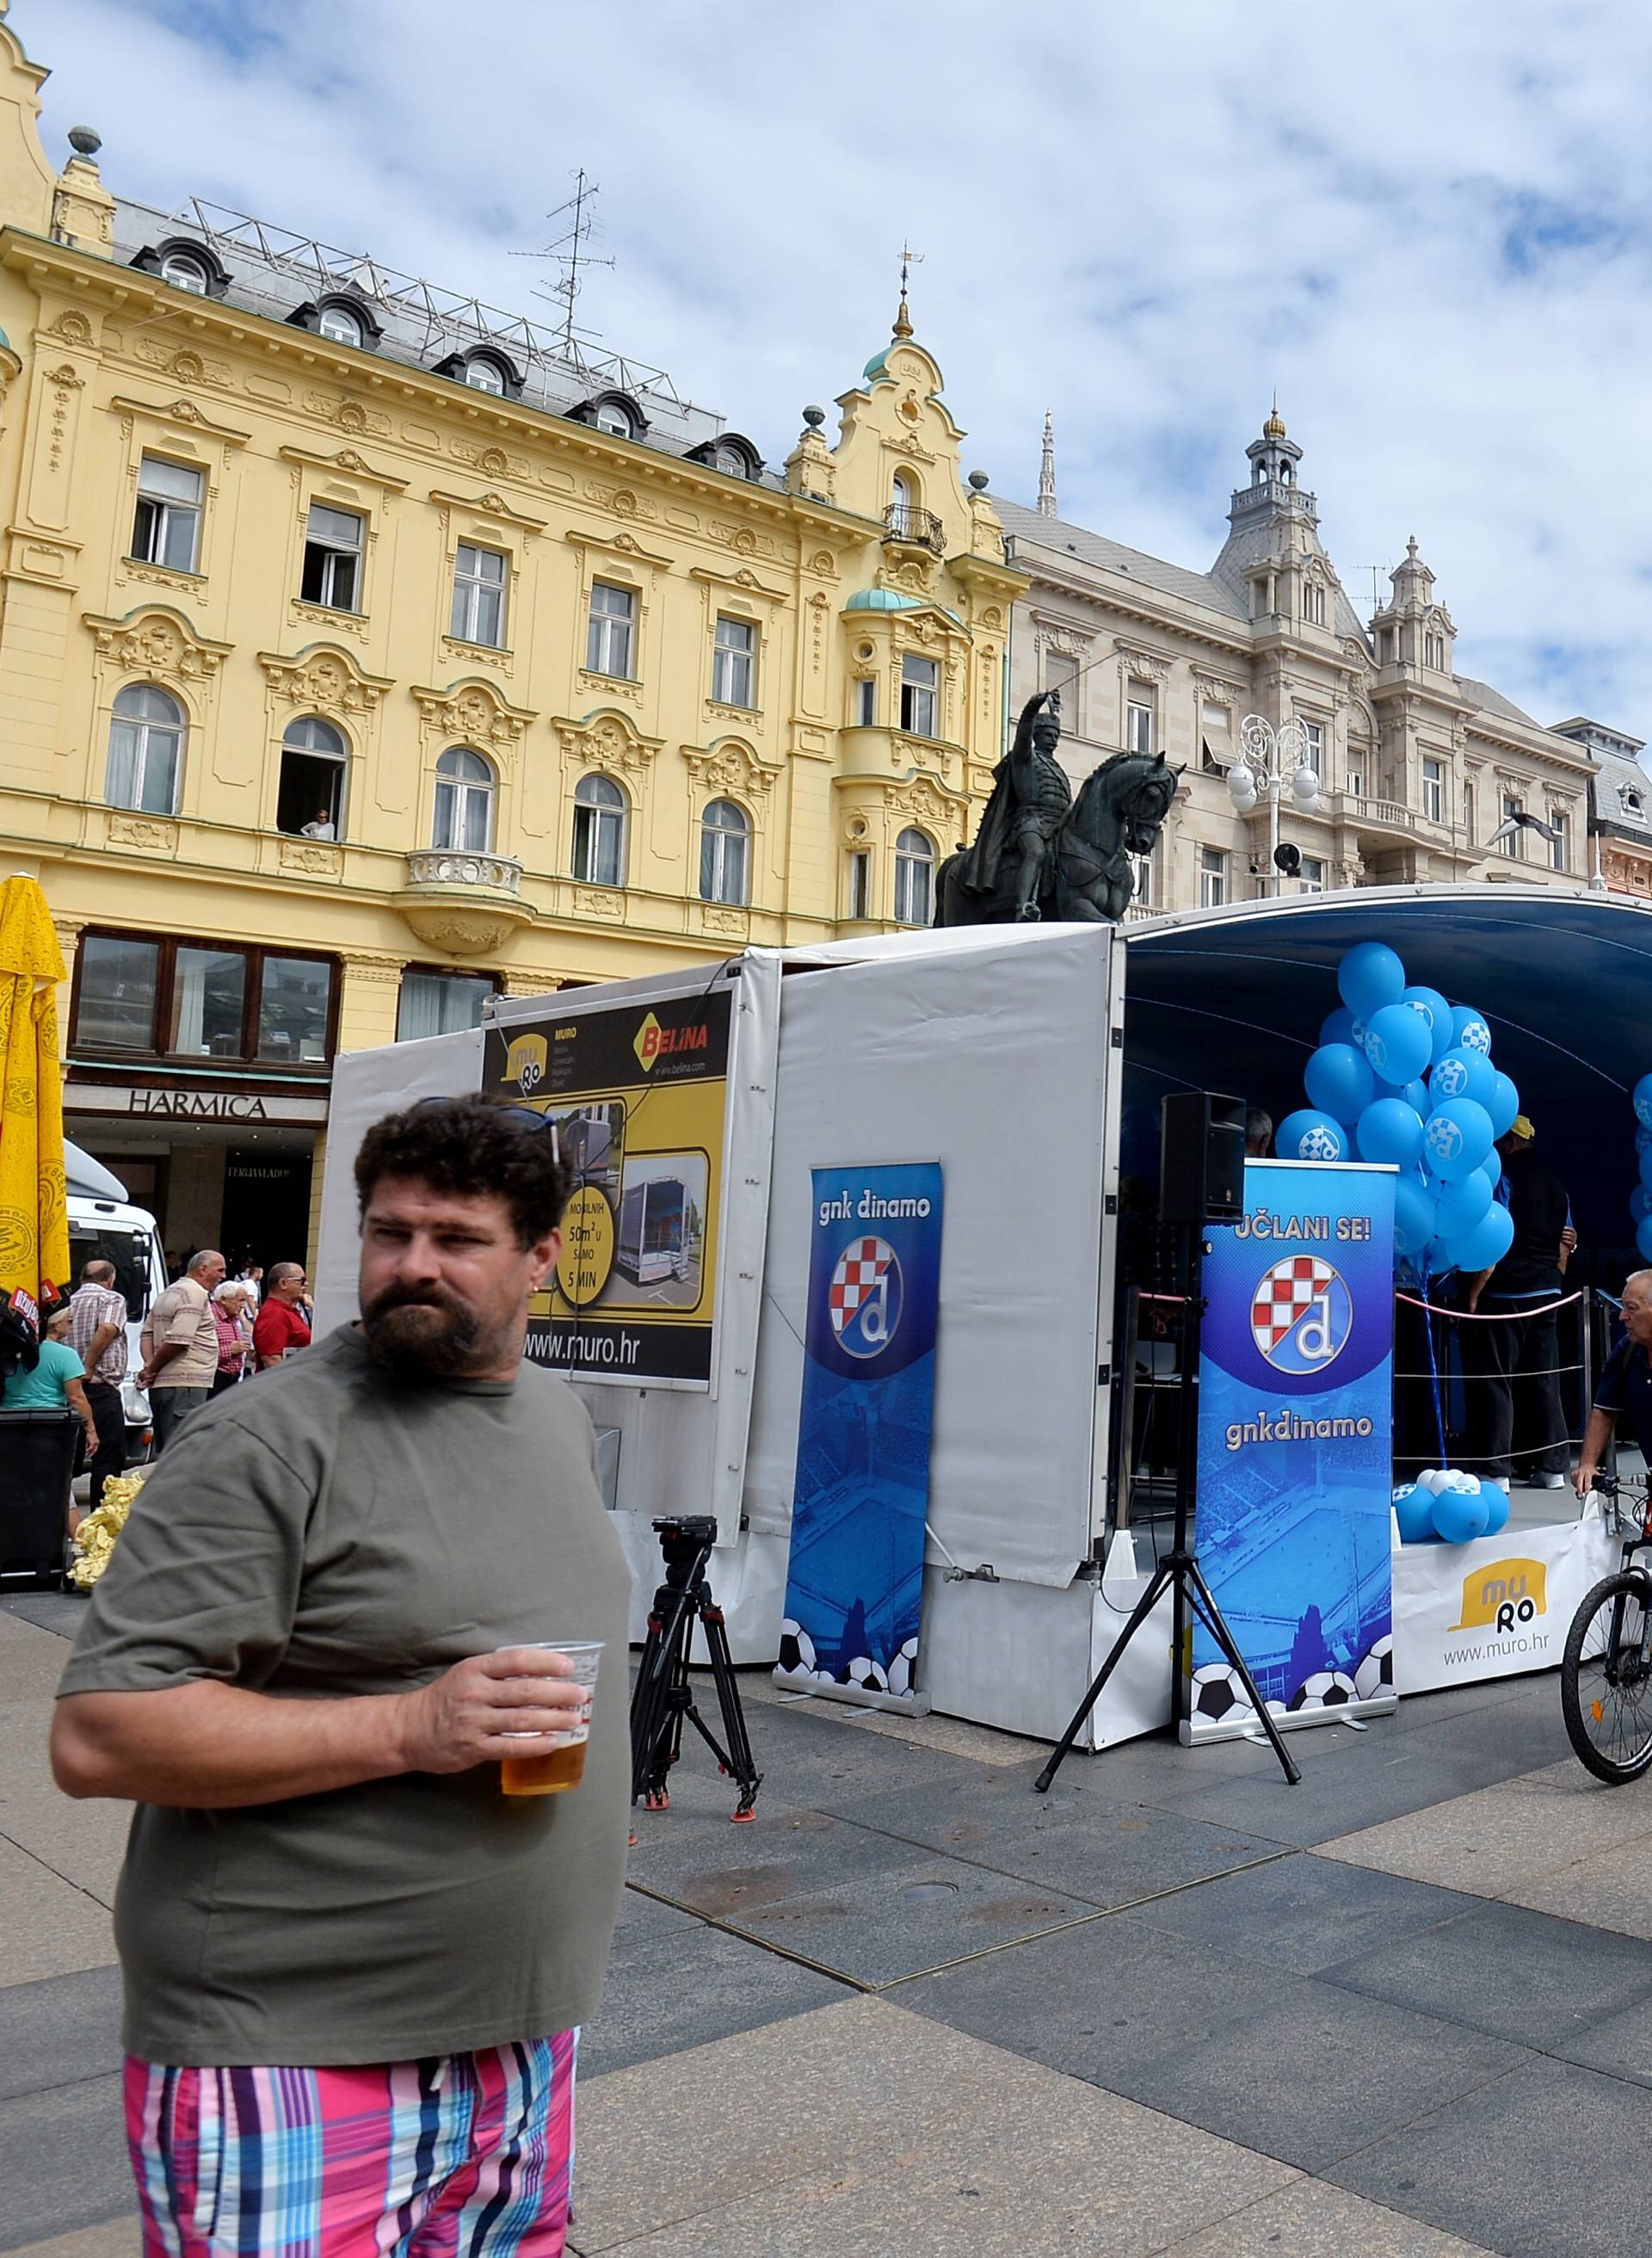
[{"x1": 1562, "y1": 1570, "x2": 1652, "y2": 1785}]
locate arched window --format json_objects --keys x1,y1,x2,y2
[
  {"x1": 894, "y1": 826, "x2": 935, "y2": 926},
  {"x1": 891, "y1": 468, "x2": 918, "y2": 538},
  {"x1": 434, "y1": 746, "x2": 496, "y2": 852},
  {"x1": 277, "y1": 714, "x2": 348, "y2": 838},
  {"x1": 714, "y1": 441, "x2": 748, "y2": 477},
  {"x1": 107, "y1": 684, "x2": 185, "y2": 815},
  {"x1": 700, "y1": 799, "x2": 749, "y2": 906},
  {"x1": 595, "y1": 399, "x2": 636, "y2": 438},
  {"x1": 318, "y1": 302, "x2": 364, "y2": 347},
  {"x1": 571, "y1": 773, "x2": 628, "y2": 887},
  {"x1": 160, "y1": 248, "x2": 209, "y2": 294},
  {"x1": 465, "y1": 355, "x2": 506, "y2": 395}
]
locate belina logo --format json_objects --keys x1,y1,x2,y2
[
  {"x1": 1250, "y1": 1255, "x2": 1353, "y2": 1375},
  {"x1": 829, "y1": 1236, "x2": 903, "y2": 1359},
  {"x1": 1451, "y1": 1557, "x2": 1548, "y2": 1636},
  {"x1": 633, "y1": 1012, "x2": 710, "y2": 1072}
]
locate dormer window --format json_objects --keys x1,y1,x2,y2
[
  {"x1": 686, "y1": 433, "x2": 763, "y2": 482},
  {"x1": 161, "y1": 249, "x2": 209, "y2": 295},
  {"x1": 465, "y1": 358, "x2": 505, "y2": 395},
  {"x1": 433, "y1": 347, "x2": 523, "y2": 400},
  {"x1": 597, "y1": 402, "x2": 633, "y2": 437},
  {"x1": 130, "y1": 237, "x2": 232, "y2": 299},
  {"x1": 574, "y1": 390, "x2": 649, "y2": 443},
  {"x1": 319, "y1": 303, "x2": 363, "y2": 348},
  {"x1": 289, "y1": 294, "x2": 382, "y2": 352}
]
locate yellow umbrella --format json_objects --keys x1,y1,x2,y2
[{"x1": 0, "y1": 874, "x2": 69, "y2": 1316}]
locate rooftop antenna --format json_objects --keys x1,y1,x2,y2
[{"x1": 512, "y1": 168, "x2": 614, "y2": 362}]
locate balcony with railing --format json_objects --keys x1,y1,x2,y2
[
  {"x1": 883, "y1": 501, "x2": 946, "y2": 554},
  {"x1": 396, "y1": 848, "x2": 532, "y2": 954}
]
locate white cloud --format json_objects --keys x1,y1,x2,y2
[{"x1": 26, "y1": 0, "x2": 1652, "y2": 731}]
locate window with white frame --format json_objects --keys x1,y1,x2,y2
[
  {"x1": 300, "y1": 503, "x2": 364, "y2": 611},
  {"x1": 1425, "y1": 631, "x2": 1446, "y2": 670},
  {"x1": 1298, "y1": 855, "x2": 1326, "y2": 894},
  {"x1": 900, "y1": 653, "x2": 939, "y2": 737},
  {"x1": 700, "y1": 798, "x2": 750, "y2": 905},
  {"x1": 450, "y1": 543, "x2": 508, "y2": 647},
  {"x1": 854, "y1": 677, "x2": 877, "y2": 726},
  {"x1": 160, "y1": 248, "x2": 210, "y2": 294},
  {"x1": 106, "y1": 683, "x2": 185, "y2": 815},
  {"x1": 1551, "y1": 810, "x2": 1570, "y2": 872},
  {"x1": 585, "y1": 580, "x2": 636, "y2": 677},
  {"x1": 571, "y1": 772, "x2": 628, "y2": 886},
  {"x1": 894, "y1": 827, "x2": 935, "y2": 925},
  {"x1": 1422, "y1": 757, "x2": 1444, "y2": 824},
  {"x1": 847, "y1": 848, "x2": 871, "y2": 920},
  {"x1": 1347, "y1": 750, "x2": 1366, "y2": 799},
  {"x1": 317, "y1": 302, "x2": 364, "y2": 348},
  {"x1": 433, "y1": 747, "x2": 496, "y2": 853},
  {"x1": 1199, "y1": 845, "x2": 1227, "y2": 908},
  {"x1": 1464, "y1": 780, "x2": 1476, "y2": 842},
  {"x1": 1129, "y1": 848, "x2": 1154, "y2": 909},
  {"x1": 1303, "y1": 580, "x2": 1327, "y2": 626},
  {"x1": 1200, "y1": 698, "x2": 1232, "y2": 774},
  {"x1": 131, "y1": 456, "x2": 204, "y2": 571},
  {"x1": 1501, "y1": 794, "x2": 1524, "y2": 857},
  {"x1": 712, "y1": 616, "x2": 756, "y2": 707},
  {"x1": 1125, "y1": 696, "x2": 1154, "y2": 756},
  {"x1": 464, "y1": 356, "x2": 506, "y2": 395},
  {"x1": 1301, "y1": 720, "x2": 1323, "y2": 776},
  {"x1": 595, "y1": 400, "x2": 635, "y2": 437},
  {"x1": 1045, "y1": 651, "x2": 1079, "y2": 730}
]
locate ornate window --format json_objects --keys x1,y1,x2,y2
[
  {"x1": 586, "y1": 581, "x2": 636, "y2": 678},
  {"x1": 301, "y1": 503, "x2": 364, "y2": 612},
  {"x1": 106, "y1": 683, "x2": 185, "y2": 815},
  {"x1": 131, "y1": 456, "x2": 203, "y2": 572},
  {"x1": 451, "y1": 543, "x2": 509, "y2": 647},
  {"x1": 890, "y1": 469, "x2": 922, "y2": 540},
  {"x1": 900, "y1": 653, "x2": 938, "y2": 737},
  {"x1": 1425, "y1": 631, "x2": 1446, "y2": 670},
  {"x1": 433, "y1": 747, "x2": 496, "y2": 853},
  {"x1": 699, "y1": 799, "x2": 750, "y2": 906},
  {"x1": 277, "y1": 714, "x2": 348, "y2": 839},
  {"x1": 712, "y1": 616, "x2": 756, "y2": 707},
  {"x1": 572, "y1": 772, "x2": 628, "y2": 886},
  {"x1": 847, "y1": 848, "x2": 872, "y2": 920},
  {"x1": 894, "y1": 827, "x2": 935, "y2": 925},
  {"x1": 1303, "y1": 580, "x2": 1327, "y2": 627}
]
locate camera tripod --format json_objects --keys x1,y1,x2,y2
[
  {"x1": 1036, "y1": 1225, "x2": 1301, "y2": 1794},
  {"x1": 630, "y1": 1515, "x2": 761, "y2": 1823}
]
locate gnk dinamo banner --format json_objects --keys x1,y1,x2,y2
[
  {"x1": 1187, "y1": 1159, "x2": 1397, "y2": 1741},
  {"x1": 482, "y1": 989, "x2": 730, "y2": 1388}
]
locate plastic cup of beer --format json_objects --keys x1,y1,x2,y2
[{"x1": 497, "y1": 1641, "x2": 603, "y2": 1798}]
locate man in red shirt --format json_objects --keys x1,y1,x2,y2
[{"x1": 252, "y1": 1262, "x2": 312, "y2": 1370}]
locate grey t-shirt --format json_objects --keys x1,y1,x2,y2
[{"x1": 59, "y1": 1325, "x2": 632, "y2": 2069}]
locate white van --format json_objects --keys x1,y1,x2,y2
[{"x1": 65, "y1": 1141, "x2": 167, "y2": 1461}]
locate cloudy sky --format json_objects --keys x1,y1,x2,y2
[{"x1": 28, "y1": 0, "x2": 1652, "y2": 737}]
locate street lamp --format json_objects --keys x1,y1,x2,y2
[{"x1": 1226, "y1": 713, "x2": 1321, "y2": 893}]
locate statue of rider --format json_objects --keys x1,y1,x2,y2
[{"x1": 955, "y1": 690, "x2": 1072, "y2": 920}]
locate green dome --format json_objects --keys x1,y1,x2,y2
[
  {"x1": 861, "y1": 348, "x2": 891, "y2": 381},
  {"x1": 845, "y1": 588, "x2": 922, "y2": 612}
]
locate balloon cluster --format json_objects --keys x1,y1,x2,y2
[
  {"x1": 1392, "y1": 1468, "x2": 1511, "y2": 1546},
  {"x1": 1630, "y1": 1072, "x2": 1652, "y2": 1263},
  {"x1": 1275, "y1": 941, "x2": 1520, "y2": 1276}
]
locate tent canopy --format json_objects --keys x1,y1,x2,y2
[{"x1": 1122, "y1": 885, "x2": 1652, "y2": 1261}]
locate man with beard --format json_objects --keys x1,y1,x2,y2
[{"x1": 50, "y1": 1097, "x2": 630, "y2": 2257}]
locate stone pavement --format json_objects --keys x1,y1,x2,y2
[{"x1": 6, "y1": 1590, "x2": 1652, "y2": 2258}]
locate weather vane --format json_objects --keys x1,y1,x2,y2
[{"x1": 895, "y1": 241, "x2": 923, "y2": 337}]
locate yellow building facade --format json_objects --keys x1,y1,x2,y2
[{"x1": 0, "y1": 5, "x2": 1022, "y2": 1267}]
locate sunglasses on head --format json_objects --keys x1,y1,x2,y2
[{"x1": 410, "y1": 1094, "x2": 560, "y2": 1163}]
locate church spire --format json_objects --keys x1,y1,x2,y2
[{"x1": 1038, "y1": 409, "x2": 1057, "y2": 519}]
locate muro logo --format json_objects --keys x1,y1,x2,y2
[{"x1": 1451, "y1": 1557, "x2": 1548, "y2": 1638}]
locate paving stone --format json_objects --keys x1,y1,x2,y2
[
  {"x1": 1319, "y1": 1759, "x2": 1652, "y2": 1894},
  {"x1": 0, "y1": 1968, "x2": 121, "y2": 2104},
  {"x1": 570, "y1": 1994, "x2": 1294, "y2": 2256},
  {"x1": 0, "y1": 1612, "x2": 77, "y2": 1700},
  {"x1": 610, "y1": 1884, "x2": 705, "y2": 1942},
  {"x1": 1556, "y1": 1990, "x2": 1652, "y2": 2088},
  {"x1": 1140, "y1": 1743, "x2": 1512, "y2": 1850},
  {"x1": 0, "y1": 2075, "x2": 132, "y2": 2255},
  {"x1": 1322, "y1": 1896, "x2": 1652, "y2": 2048},
  {"x1": 6, "y1": 2224, "x2": 137, "y2": 2258},
  {"x1": 0, "y1": 1595, "x2": 88, "y2": 1643},
  {"x1": 1129, "y1": 1850, "x2": 1482, "y2": 1975},
  {"x1": 1502, "y1": 1839, "x2": 1652, "y2": 1940},
  {"x1": 1328, "y1": 2056, "x2": 1652, "y2": 2258},
  {"x1": 0, "y1": 1835, "x2": 115, "y2": 1983},
  {"x1": 624, "y1": 1804, "x2": 924, "y2": 1917},
  {"x1": 1155, "y1": 2176, "x2": 1502, "y2": 2257},
  {"x1": 578, "y1": 1918, "x2": 850, "y2": 2079},
  {"x1": 0, "y1": 1727, "x2": 131, "y2": 1909}
]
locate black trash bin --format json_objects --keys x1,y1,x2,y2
[{"x1": 0, "y1": 1408, "x2": 77, "y2": 1589}]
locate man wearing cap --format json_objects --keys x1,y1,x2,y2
[{"x1": 1461, "y1": 1115, "x2": 1575, "y2": 1490}]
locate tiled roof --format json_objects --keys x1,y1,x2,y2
[
  {"x1": 1593, "y1": 750, "x2": 1652, "y2": 832},
  {"x1": 994, "y1": 497, "x2": 1246, "y2": 622}
]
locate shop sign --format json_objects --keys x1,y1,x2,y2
[{"x1": 66, "y1": 1083, "x2": 330, "y2": 1127}]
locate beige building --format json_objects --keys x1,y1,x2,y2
[
  {"x1": 0, "y1": 4, "x2": 1020, "y2": 1266},
  {"x1": 1000, "y1": 410, "x2": 1595, "y2": 914}
]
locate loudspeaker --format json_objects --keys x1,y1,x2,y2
[{"x1": 1160, "y1": 1091, "x2": 1247, "y2": 1225}]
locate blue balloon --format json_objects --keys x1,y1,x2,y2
[
  {"x1": 1363, "y1": 1003, "x2": 1433, "y2": 1088},
  {"x1": 1339, "y1": 941, "x2": 1407, "y2": 1021},
  {"x1": 1433, "y1": 1487, "x2": 1491, "y2": 1545},
  {"x1": 1402, "y1": 1079, "x2": 1430, "y2": 1115},
  {"x1": 1304, "y1": 1043, "x2": 1376, "y2": 1123},
  {"x1": 1435, "y1": 1171, "x2": 1494, "y2": 1237},
  {"x1": 1448, "y1": 1200, "x2": 1514, "y2": 1272},
  {"x1": 1392, "y1": 1175, "x2": 1438, "y2": 1257},
  {"x1": 1637, "y1": 1215, "x2": 1652, "y2": 1264},
  {"x1": 1276, "y1": 1108, "x2": 1348, "y2": 1163},
  {"x1": 1423, "y1": 1097, "x2": 1495, "y2": 1181},
  {"x1": 1402, "y1": 984, "x2": 1454, "y2": 1064},
  {"x1": 1394, "y1": 1485, "x2": 1438, "y2": 1543},
  {"x1": 1359, "y1": 1097, "x2": 1426, "y2": 1170},
  {"x1": 1632, "y1": 1185, "x2": 1652, "y2": 1224},
  {"x1": 1635, "y1": 1070, "x2": 1652, "y2": 1129},
  {"x1": 1320, "y1": 1007, "x2": 1359, "y2": 1050},
  {"x1": 1451, "y1": 1005, "x2": 1493, "y2": 1058},
  {"x1": 1487, "y1": 1071, "x2": 1520, "y2": 1141},
  {"x1": 1430, "y1": 1048, "x2": 1498, "y2": 1111},
  {"x1": 1479, "y1": 1152, "x2": 1504, "y2": 1189},
  {"x1": 1421, "y1": 1236, "x2": 1456, "y2": 1278},
  {"x1": 1639, "y1": 1143, "x2": 1652, "y2": 1193},
  {"x1": 1637, "y1": 1124, "x2": 1652, "y2": 1155},
  {"x1": 1481, "y1": 1485, "x2": 1510, "y2": 1537}
]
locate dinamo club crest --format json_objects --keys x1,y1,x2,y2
[
  {"x1": 1250, "y1": 1254, "x2": 1353, "y2": 1375},
  {"x1": 828, "y1": 1236, "x2": 903, "y2": 1360}
]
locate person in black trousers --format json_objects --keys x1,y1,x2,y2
[
  {"x1": 66, "y1": 1260, "x2": 128, "y2": 1514},
  {"x1": 1460, "y1": 1117, "x2": 1573, "y2": 1490}
]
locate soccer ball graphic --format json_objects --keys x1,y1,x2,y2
[
  {"x1": 885, "y1": 1636, "x2": 920, "y2": 1699},
  {"x1": 843, "y1": 1656, "x2": 888, "y2": 1694},
  {"x1": 776, "y1": 1619, "x2": 816, "y2": 1676},
  {"x1": 1353, "y1": 1637, "x2": 1394, "y2": 1701},
  {"x1": 1289, "y1": 1670, "x2": 1357, "y2": 1711},
  {"x1": 1191, "y1": 1663, "x2": 1254, "y2": 1724}
]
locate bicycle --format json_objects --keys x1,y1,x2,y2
[{"x1": 1561, "y1": 1472, "x2": 1652, "y2": 1785}]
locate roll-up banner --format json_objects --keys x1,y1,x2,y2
[
  {"x1": 1187, "y1": 1158, "x2": 1397, "y2": 1742},
  {"x1": 776, "y1": 1162, "x2": 943, "y2": 1712}
]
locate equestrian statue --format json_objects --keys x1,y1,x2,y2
[{"x1": 935, "y1": 690, "x2": 1183, "y2": 927}]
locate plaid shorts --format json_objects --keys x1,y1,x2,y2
[{"x1": 124, "y1": 2033, "x2": 577, "y2": 2256}]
